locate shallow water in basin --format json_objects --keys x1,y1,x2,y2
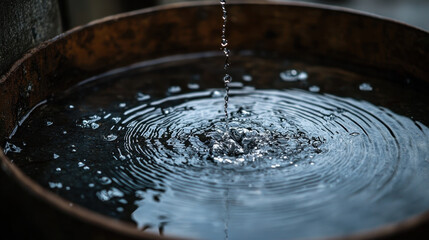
[{"x1": 4, "y1": 52, "x2": 429, "y2": 240}]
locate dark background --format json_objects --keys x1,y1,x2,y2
[
  {"x1": 59, "y1": 0, "x2": 429, "y2": 31},
  {"x1": 2, "y1": 0, "x2": 428, "y2": 76}
]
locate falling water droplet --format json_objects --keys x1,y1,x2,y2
[{"x1": 223, "y1": 74, "x2": 232, "y2": 83}]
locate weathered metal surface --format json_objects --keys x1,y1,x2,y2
[
  {"x1": 0, "y1": 0, "x2": 62, "y2": 76},
  {"x1": 0, "y1": 1, "x2": 428, "y2": 239}
]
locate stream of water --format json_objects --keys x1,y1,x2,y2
[{"x1": 221, "y1": 0, "x2": 231, "y2": 127}]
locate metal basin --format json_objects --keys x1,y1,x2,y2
[{"x1": 1, "y1": 1, "x2": 428, "y2": 239}]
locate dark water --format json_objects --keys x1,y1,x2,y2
[{"x1": 4, "y1": 52, "x2": 429, "y2": 240}]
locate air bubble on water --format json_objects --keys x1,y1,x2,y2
[
  {"x1": 83, "y1": 166, "x2": 90, "y2": 170},
  {"x1": 49, "y1": 182, "x2": 63, "y2": 189},
  {"x1": 187, "y1": 83, "x2": 200, "y2": 90},
  {"x1": 65, "y1": 186, "x2": 70, "y2": 191},
  {"x1": 118, "y1": 199, "x2": 128, "y2": 204},
  {"x1": 136, "y1": 92, "x2": 150, "y2": 101},
  {"x1": 168, "y1": 86, "x2": 182, "y2": 94},
  {"x1": 280, "y1": 69, "x2": 308, "y2": 82},
  {"x1": 77, "y1": 115, "x2": 101, "y2": 128},
  {"x1": 359, "y1": 83, "x2": 373, "y2": 91},
  {"x1": 309, "y1": 85, "x2": 320, "y2": 92},
  {"x1": 88, "y1": 183, "x2": 95, "y2": 188},
  {"x1": 162, "y1": 108, "x2": 173, "y2": 115},
  {"x1": 350, "y1": 132, "x2": 360, "y2": 136},
  {"x1": 53, "y1": 153, "x2": 60, "y2": 159},
  {"x1": 56, "y1": 167, "x2": 61, "y2": 172},
  {"x1": 100, "y1": 176, "x2": 112, "y2": 185},
  {"x1": 46, "y1": 121, "x2": 53, "y2": 126},
  {"x1": 242, "y1": 75, "x2": 253, "y2": 82},
  {"x1": 119, "y1": 103, "x2": 127, "y2": 108},
  {"x1": 104, "y1": 134, "x2": 118, "y2": 142},
  {"x1": 221, "y1": 39, "x2": 228, "y2": 47},
  {"x1": 117, "y1": 207, "x2": 124, "y2": 212},
  {"x1": 96, "y1": 187, "x2": 124, "y2": 202},
  {"x1": 78, "y1": 162, "x2": 85, "y2": 167},
  {"x1": 68, "y1": 105, "x2": 75, "y2": 109},
  {"x1": 211, "y1": 90, "x2": 223, "y2": 98},
  {"x1": 237, "y1": 108, "x2": 251, "y2": 116},
  {"x1": 312, "y1": 140, "x2": 322, "y2": 148}
]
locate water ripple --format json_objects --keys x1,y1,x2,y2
[{"x1": 91, "y1": 88, "x2": 429, "y2": 238}]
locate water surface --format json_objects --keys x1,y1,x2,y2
[{"x1": 4, "y1": 52, "x2": 429, "y2": 240}]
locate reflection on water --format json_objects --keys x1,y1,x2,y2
[{"x1": 5, "y1": 52, "x2": 429, "y2": 239}]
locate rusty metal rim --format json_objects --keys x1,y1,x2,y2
[{"x1": 0, "y1": 1, "x2": 428, "y2": 239}]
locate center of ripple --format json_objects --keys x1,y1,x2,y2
[{"x1": 124, "y1": 90, "x2": 325, "y2": 171}]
